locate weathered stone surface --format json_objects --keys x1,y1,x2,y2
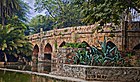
[
  {"x1": 51, "y1": 64, "x2": 140, "y2": 81},
  {"x1": 29, "y1": 23, "x2": 140, "y2": 62}
]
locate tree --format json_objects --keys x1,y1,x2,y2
[
  {"x1": 34, "y1": 0, "x2": 84, "y2": 28},
  {"x1": 0, "y1": 0, "x2": 32, "y2": 62},
  {"x1": 73, "y1": 0, "x2": 140, "y2": 25},
  {"x1": 28, "y1": 15, "x2": 54, "y2": 34},
  {"x1": 0, "y1": 0, "x2": 30, "y2": 25},
  {"x1": 0, "y1": 16, "x2": 32, "y2": 62}
]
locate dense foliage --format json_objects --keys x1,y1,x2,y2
[
  {"x1": 0, "y1": 17, "x2": 32, "y2": 62},
  {"x1": 28, "y1": 15, "x2": 54, "y2": 34},
  {"x1": 0, "y1": 0, "x2": 32, "y2": 62},
  {"x1": 34, "y1": 0, "x2": 84, "y2": 28},
  {"x1": 66, "y1": 37, "x2": 140, "y2": 66},
  {"x1": 0, "y1": 0, "x2": 30, "y2": 25},
  {"x1": 73, "y1": 0, "x2": 140, "y2": 25},
  {"x1": 62, "y1": 43, "x2": 87, "y2": 48},
  {"x1": 34, "y1": 0, "x2": 140, "y2": 28}
]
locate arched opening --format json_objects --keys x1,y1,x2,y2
[
  {"x1": 59, "y1": 41, "x2": 66, "y2": 47},
  {"x1": 33, "y1": 44, "x2": 39, "y2": 62},
  {"x1": 82, "y1": 41, "x2": 91, "y2": 47},
  {"x1": 33, "y1": 44, "x2": 39, "y2": 56},
  {"x1": 107, "y1": 41, "x2": 116, "y2": 48},
  {"x1": 133, "y1": 44, "x2": 140, "y2": 50},
  {"x1": 133, "y1": 44, "x2": 140, "y2": 54},
  {"x1": 44, "y1": 43, "x2": 52, "y2": 61}
]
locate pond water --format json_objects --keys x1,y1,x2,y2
[
  {"x1": 0, "y1": 63, "x2": 64, "y2": 82},
  {"x1": 0, "y1": 70, "x2": 59, "y2": 82},
  {"x1": 0, "y1": 63, "x2": 56, "y2": 73}
]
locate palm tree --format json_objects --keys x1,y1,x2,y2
[
  {"x1": 0, "y1": 0, "x2": 29, "y2": 25},
  {"x1": 0, "y1": 19, "x2": 32, "y2": 62}
]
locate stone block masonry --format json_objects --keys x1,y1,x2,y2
[
  {"x1": 29, "y1": 22, "x2": 140, "y2": 62},
  {"x1": 51, "y1": 64, "x2": 140, "y2": 81}
]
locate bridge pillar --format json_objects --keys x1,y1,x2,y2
[
  {"x1": 122, "y1": 20, "x2": 128, "y2": 51},
  {"x1": 38, "y1": 28, "x2": 44, "y2": 61}
]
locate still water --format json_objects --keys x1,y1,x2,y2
[
  {"x1": 0, "y1": 70, "x2": 58, "y2": 82},
  {"x1": 0, "y1": 63, "x2": 64, "y2": 82}
]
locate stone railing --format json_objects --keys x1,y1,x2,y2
[
  {"x1": 28, "y1": 25, "x2": 97, "y2": 40},
  {"x1": 51, "y1": 64, "x2": 140, "y2": 81},
  {"x1": 28, "y1": 22, "x2": 140, "y2": 41}
]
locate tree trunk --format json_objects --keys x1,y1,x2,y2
[
  {"x1": 2, "y1": 16, "x2": 5, "y2": 26},
  {"x1": 4, "y1": 52, "x2": 7, "y2": 62}
]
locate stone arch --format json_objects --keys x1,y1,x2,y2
[
  {"x1": 44, "y1": 43, "x2": 52, "y2": 53},
  {"x1": 44, "y1": 43, "x2": 52, "y2": 61},
  {"x1": 82, "y1": 41, "x2": 91, "y2": 47},
  {"x1": 59, "y1": 41, "x2": 66, "y2": 47},
  {"x1": 133, "y1": 43, "x2": 140, "y2": 50},
  {"x1": 32, "y1": 44, "x2": 39, "y2": 62},
  {"x1": 133, "y1": 43, "x2": 140, "y2": 54},
  {"x1": 107, "y1": 41, "x2": 116, "y2": 48},
  {"x1": 33, "y1": 44, "x2": 39, "y2": 56}
]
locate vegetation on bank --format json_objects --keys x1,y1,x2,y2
[{"x1": 65, "y1": 37, "x2": 140, "y2": 67}]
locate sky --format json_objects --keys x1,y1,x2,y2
[
  {"x1": 24, "y1": 0, "x2": 46, "y2": 19},
  {"x1": 24, "y1": 0, "x2": 140, "y2": 21}
]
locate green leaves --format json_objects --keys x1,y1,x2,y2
[
  {"x1": 70, "y1": 36, "x2": 124, "y2": 66},
  {"x1": 73, "y1": 49, "x2": 91, "y2": 65},
  {"x1": 28, "y1": 15, "x2": 54, "y2": 34},
  {"x1": 0, "y1": 19, "x2": 33, "y2": 58},
  {"x1": 2, "y1": 43, "x2": 7, "y2": 51},
  {"x1": 64, "y1": 43, "x2": 87, "y2": 48},
  {"x1": 0, "y1": 0, "x2": 30, "y2": 25},
  {"x1": 34, "y1": 0, "x2": 84, "y2": 28},
  {"x1": 75, "y1": 0, "x2": 140, "y2": 25}
]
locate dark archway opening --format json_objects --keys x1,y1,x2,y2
[
  {"x1": 107, "y1": 41, "x2": 116, "y2": 48},
  {"x1": 44, "y1": 54, "x2": 51, "y2": 60},
  {"x1": 44, "y1": 43, "x2": 52, "y2": 61},
  {"x1": 33, "y1": 44, "x2": 39, "y2": 62},
  {"x1": 133, "y1": 44, "x2": 140, "y2": 55},
  {"x1": 33, "y1": 44, "x2": 39, "y2": 56},
  {"x1": 59, "y1": 41, "x2": 66, "y2": 47},
  {"x1": 133, "y1": 44, "x2": 140, "y2": 50}
]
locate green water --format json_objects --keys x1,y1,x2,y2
[
  {"x1": 0, "y1": 63, "x2": 64, "y2": 82},
  {"x1": 0, "y1": 70, "x2": 63, "y2": 82}
]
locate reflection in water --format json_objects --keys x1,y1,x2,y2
[
  {"x1": 0, "y1": 63, "x2": 57, "y2": 74},
  {"x1": 0, "y1": 63, "x2": 63, "y2": 82},
  {"x1": 0, "y1": 70, "x2": 59, "y2": 82}
]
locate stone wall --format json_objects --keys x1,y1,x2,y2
[
  {"x1": 56, "y1": 48, "x2": 84, "y2": 63},
  {"x1": 28, "y1": 22, "x2": 140, "y2": 62},
  {"x1": 52, "y1": 64, "x2": 140, "y2": 81}
]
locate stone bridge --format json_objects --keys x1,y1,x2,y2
[{"x1": 28, "y1": 22, "x2": 140, "y2": 62}]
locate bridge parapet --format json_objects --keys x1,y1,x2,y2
[
  {"x1": 29, "y1": 22, "x2": 140, "y2": 41},
  {"x1": 29, "y1": 24, "x2": 98, "y2": 41}
]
